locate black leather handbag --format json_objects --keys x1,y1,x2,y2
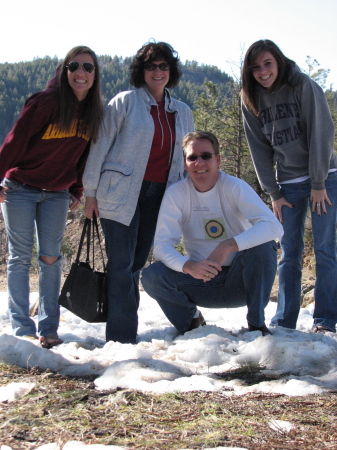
[{"x1": 58, "y1": 214, "x2": 108, "y2": 322}]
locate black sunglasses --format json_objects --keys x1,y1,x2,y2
[
  {"x1": 185, "y1": 153, "x2": 216, "y2": 162},
  {"x1": 66, "y1": 61, "x2": 95, "y2": 74},
  {"x1": 144, "y1": 63, "x2": 170, "y2": 71}
]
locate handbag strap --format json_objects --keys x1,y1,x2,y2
[
  {"x1": 73, "y1": 213, "x2": 105, "y2": 271},
  {"x1": 88, "y1": 212, "x2": 106, "y2": 272},
  {"x1": 75, "y1": 218, "x2": 91, "y2": 264},
  {"x1": 86, "y1": 217, "x2": 91, "y2": 264}
]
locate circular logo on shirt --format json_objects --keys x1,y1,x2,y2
[{"x1": 205, "y1": 220, "x2": 225, "y2": 239}]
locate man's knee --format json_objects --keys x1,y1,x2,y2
[
  {"x1": 248, "y1": 241, "x2": 277, "y2": 260},
  {"x1": 142, "y1": 261, "x2": 175, "y2": 296},
  {"x1": 243, "y1": 241, "x2": 277, "y2": 272},
  {"x1": 142, "y1": 262, "x2": 162, "y2": 293}
]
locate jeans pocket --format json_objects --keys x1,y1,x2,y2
[{"x1": 3, "y1": 178, "x2": 25, "y2": 192}]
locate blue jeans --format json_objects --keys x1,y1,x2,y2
[
  {"x1": 141, "y1": 241, "x2": 277, "y2": 334},
  {"x1": 271, "y1": 172, "x2": 337, "y2": 331},
  {"x1": 100, "y1": 180, "x2": 166, "y2": 344},
  {"x1": 1, "y1": 179, "x2": 70, "y2": 337}
]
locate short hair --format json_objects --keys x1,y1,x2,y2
[
  {"x1": 241, "y1": 39, "x2": 296, "y2": 115},
  {"x1": 182, "y1": 131, "x2": 220, "y2": 155},
  {"x1": 129, "y1": 41, "x2": 182, "y2": 88},
  {"x1": 57, "y1": 45, "x2": 103, "y2": 141}
]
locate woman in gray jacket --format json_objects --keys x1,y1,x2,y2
[
  {"x1": 241, "y1": 39, "x2": 337, "y2": 334},
  {"x1": 83, "y1": 41, "x2": 194, "y2": 343}
]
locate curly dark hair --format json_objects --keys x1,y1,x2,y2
[
  {"x1": 130, "y1": 41, "x2": 182, "y2": 89},
  {"x1": 241, "y1": 39, "x2": 296, "y2": 115}
]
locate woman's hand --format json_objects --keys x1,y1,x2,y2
[
  {"x1": 272, "y1": 197, "x2": 293, "y2": 223},
  {"x1": 85, "y1": 196, "x2": 99, "y2": 219},
  {"x1": 0, "y1": 187, "x2": 8, "y2": 203},
  {"x1": 69, "y1": 195, "x2": 81, "y2": 211},
  {"x1": 311, "y1": 189, "x2": 331, "y2": 216}
]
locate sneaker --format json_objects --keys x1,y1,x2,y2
[
  {"x1": 187, "y1": 311, "x2": 206, "y2": 332},
  {"x1": 248, "y1": 322, "x2": 272, "y2": 336}
]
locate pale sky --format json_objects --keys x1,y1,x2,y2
[{"x1": 2, "y1": 0, "x2": 337, "y2": 88}]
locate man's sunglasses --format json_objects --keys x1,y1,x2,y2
[
  {"x1": 144, "y1": 63, "x2": 170, "y2": 71},
  {"x1": 185, "y1": 153, "x2": 216, "y2": 162},
  {"x1": 66, "y1": 62, "x2": 95, "y2": 74}
]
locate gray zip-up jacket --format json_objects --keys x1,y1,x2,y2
[
  {"x1": 242, "y1": 65, "x2": 336, "y2": 201},
  {"x1": 83, "y1": 86, "x2": 194, "y2": 225}
]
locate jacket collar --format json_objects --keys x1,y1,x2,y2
[{"x1": 139, "y1": 86, "x2": 177, "y2": 112}]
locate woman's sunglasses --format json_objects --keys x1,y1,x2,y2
[
  {"x1": 144, "y1": 63, "x2": 170, "y2": 71},
  {"x1": 185, "y1": 153, "x2": 216, "y2": 162},
  {"x1": 66, "y1": 62, "x2": 95, "y2": 74}
]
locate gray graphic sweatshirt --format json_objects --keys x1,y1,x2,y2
[{"x1": 242, "y1": 64, "x2": 337, "y2": 201}]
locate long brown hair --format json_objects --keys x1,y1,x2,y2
[
  {"x1": 56, "y1": 46, "x2": 103, "y2": 142},
  {"x1": 241, "y1": 39, "x2": 296, "y2": 115}
]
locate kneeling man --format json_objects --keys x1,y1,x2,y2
[{"x1": 142, "y1": 131, "x2": 283, "y2": 335}]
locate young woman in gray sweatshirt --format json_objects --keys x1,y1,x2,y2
[{"x1": 241, "y1": 39, "x2": 337, "y2": 334}]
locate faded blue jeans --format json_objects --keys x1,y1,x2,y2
[
  {"x1": 1, "y1": 179, "x2": 70, "y2": 337},
  {"x1": 271, "y1": 172, "x2": 337, "y2": 332},
  {"x1": 141, "y1": 241, "x2": 277, "y2": 333},
  {"x1": 100, "y1": 180, "x2": 166, "y2": 344}
]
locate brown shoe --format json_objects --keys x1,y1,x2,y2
[{"x1": 187, "y1": 312, "x2": 206, "y2": 332}]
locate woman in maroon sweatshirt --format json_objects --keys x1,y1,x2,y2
[{"x1": 0, "y1": 45, "x2": 103, "y2": 348}]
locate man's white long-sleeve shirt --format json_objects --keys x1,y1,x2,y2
[{"x1": 153, "y1": 171, "x2": 284, "y2": 272}]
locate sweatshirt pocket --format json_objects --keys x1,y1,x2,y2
[{"x1": 96, "y1": 162, "x2": 133, "y2": 209}]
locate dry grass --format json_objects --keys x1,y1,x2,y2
[{"x1": 1, "y1": 362, "x2": 337, "y2": 449}]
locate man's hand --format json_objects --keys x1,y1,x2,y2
[
  {"x1": 206, "y1": 238, "x2": 238, "y2": 266},
  {"x1": 182, "y1": 259, "x2": 222, "y2": 283}
]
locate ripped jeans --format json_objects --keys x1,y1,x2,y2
[{"x1": 1, "y1": 179, "x2": 70, "y2": 337}]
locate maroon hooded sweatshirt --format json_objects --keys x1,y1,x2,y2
[{"x1": 0, "y1": 73, "x2": 91, "y2": 200}]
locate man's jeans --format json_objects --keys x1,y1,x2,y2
[
  {"x1": 1, "y1": 179, "x2": 70, "y2": 337},
  {"x1": 142, "y1": 241, "x2": 277, "y2": 334},
  {"x1": 100, "y1": 180, "x2": 166, "y2": 344},
  {"x1": 271, "y1": 172, "x2": 337, "y2": 332}
]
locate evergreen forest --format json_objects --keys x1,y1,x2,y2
[
  {"x1": 0, "y1": 54, "x2": 336, "y2": 193},
  {"x1": 0, "y1": 55, "x2": 232, "y2": 143}
]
